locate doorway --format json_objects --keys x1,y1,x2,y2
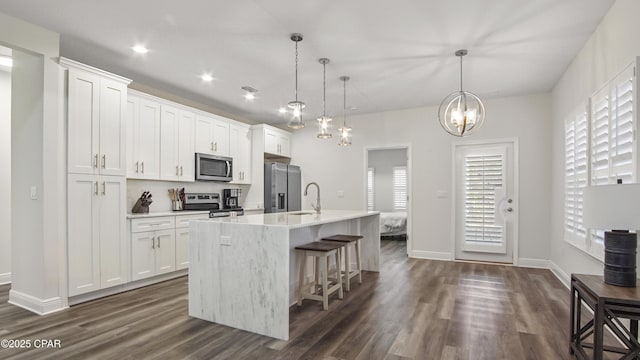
[
  {"x1": 453, "y1": 139, "x2": 518, "y2": 263},
  {"x1": 366, "y1": 146, "x2": 411, "y2": 256}
]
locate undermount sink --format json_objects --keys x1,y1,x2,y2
[{"x1": 288, "y1": 212, "x2": 315, "y2": 215}]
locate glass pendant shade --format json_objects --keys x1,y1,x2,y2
[
  {"x1": 337, "y1": 125, "x2": 352, "y2": 146},
  {"x1": 438, "y1": 49, "x2": 485, "y2": 137},
  {"x1": 317, "y1": 58, "x2": 333, "y2": 138},
  {"x1": 317, "y1": 116, "x2": 333, "y2": 138},
  {"x1": 438, "y1": 90, "x2": 485, "y2": 137}
]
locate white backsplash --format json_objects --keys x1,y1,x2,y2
[{"x1": 127, "y1": 179, "x2": 250, "y2": 214}]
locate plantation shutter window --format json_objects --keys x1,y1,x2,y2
[
  {"x1": 393, "y1": 167, "x2": 407, "y2": 211},
  {"x1": 565, "y1": 107, "x2": 588, "y2": 248},
  {"x1": 462, "y1": 151, "x2": 506, "y2": 252}
]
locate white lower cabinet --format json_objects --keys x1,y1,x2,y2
[
  {"x1": 130, "y1": 218, "x2": 176, "y2": 281},
  {"x1": 130, "y1": 213, "x2": 208, "y2": 280},
  {"x1": 68, "y1": 174, "x2": 127, "y2": 297}
]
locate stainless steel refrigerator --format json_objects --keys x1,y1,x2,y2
[{"x1": 264, "y1": 163, "x2": 301, "y2": 213}]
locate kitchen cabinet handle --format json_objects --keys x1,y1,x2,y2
[
  {"x1": 214, "y1": 142, "x2": 218, "y2": 152},
  {"x1": 158, "y1": 237, "x2": 161, "y2": 248},
  {"x1": 136, "y1": 161, "x2": 139, "y2": 173},
  {"x1": 152, "y1": 236, "x2": 155, "y2": 249},
  {"x1": 94, "y1": 181, "x2": 98, "y2": 195},
  {"x1": 94, "y1": 154, "x2": 98, "y2": 168},
  {"x1": 141, "y1": 161, "x2": 145, "y2": 174},
  {"x1": 101, "y1": 155, "x2": 106, "y2": 168},
  {"x1": 102, "y1": 182, "x2": 106, "y2": 195},
  {"x1": 211, "y1": 142, "x2": 214, "y2": 151},
  {"x1": 180, "y1": 166, "x2": 183, "y2": 176},
  {"x1": 176, "y1": 165, "x2": 179, "y2": 176}
]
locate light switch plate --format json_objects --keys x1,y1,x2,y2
[
  {"x1": 30, "y1": 186, "x2": 38, "y2": 200},
  {"x1": 337, "y1": 190, "x2": 344, "y2": 198},
  {"x1": 436, "y1": 190, "x2": 448, "y2": 199},
  {"x1": 221, "y1": 236, "x2": 231, "y2": 246}
]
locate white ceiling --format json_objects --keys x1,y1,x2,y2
[{"x1": 0, "y1": 0, "x2": 614, "y2": 124}]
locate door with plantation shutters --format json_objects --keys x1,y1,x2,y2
[{"x1": 455, "y1": 141, "x2": 516, "y2": 263}]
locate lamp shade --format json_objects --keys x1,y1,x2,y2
[{"x1": 583, "y1": 183, "x2": 640, "y2": 230}]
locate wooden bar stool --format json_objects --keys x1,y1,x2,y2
[
  {"x1": 322, "y1": 234, "x2": 363, "y2": 291},
  {"x1": 295, "y1": 241, "x2": 344, "y2": 310}
]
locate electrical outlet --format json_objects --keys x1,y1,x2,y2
[
  {"x1": 30, "y1": 186, "x2": 38, "y2": 200},
  {"x1": 221, "y1": 236, "x2": 231, "y2": 246},
  {"x1": 436, "y1": 190, "x2": 448, "y2": 199},
  {"x1": 337, "y1": 190, "x2": 344, "y2": 198}
]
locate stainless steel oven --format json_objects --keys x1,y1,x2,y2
[{"x1": 195, "y1": 153, "x2": 232, "y2": 182}]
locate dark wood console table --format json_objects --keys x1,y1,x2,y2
[{"x1": 570, "y1": 274, "x2": 640, "y2": 360}]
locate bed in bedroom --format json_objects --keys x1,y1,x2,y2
[{"x1": 379, "y1": 211, "x2": 407, "y2": 239}]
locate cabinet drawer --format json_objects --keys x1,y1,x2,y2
[
  {"x1": 175, "y1": 214, "x2": 210, "y2": 228},
  {"x1": 131, "y1": 216, "x2": 175, "y2": 233}
]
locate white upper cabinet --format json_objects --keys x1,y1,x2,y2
[
  {"x1": 263, "y1": 125, "x2": 292, "y2": 158},
  {"x1": 195, "y1": 114, "x2": 230, "y2": 156},
  {"x1": 160, "y1": 105, "x2": 195, "y2": 182},
  {"x1": 230, "y1": 123, "x2": 252, "y2": 184},
  {"x1": 126, "y1": 94, "x2": 161, "y2": 179},
  {"x1": 63, "y1": 59, "x2": 130, "y2": 176}
]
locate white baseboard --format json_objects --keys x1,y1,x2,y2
[
  {"x1": 549, "y1": 261, "x2": 571, "y2": 289},
  {"x1": 8, "y1": 290, "x2": 67, "y2": 315},
  {"x1": 69, "y1": 269, "x2": 188, "y2": 306},
  {"x1": 410, "y1": 250, "x2": 453, "y2": 261},
  {"x1": 517, "y1": 258, "x2": 551, "y2": 269},
  {"x1": 0, "y1": 272, "x2": 10, "y2": 285}
]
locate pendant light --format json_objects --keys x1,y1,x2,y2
[
  {"x1": 338, "y1": 76, "x2": 352, "y2": 146},
  {"x1": 287, "y1": 33, "x2": 305, "y2": 129},
  {"x1": 438, "y1": 49, "x2": 485, "y2": 137},
  {"x1": 317, "y1": 58, "x2": 332, "y2": 139}
]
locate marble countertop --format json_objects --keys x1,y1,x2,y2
[
  {"x1": 193, "y1": 209, "x2": 379, "y2": 229},
  {"x1": 126, "y1": 210, "x2": 210, "y2": 219}
]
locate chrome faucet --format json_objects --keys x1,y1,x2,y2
[{"x1": 304, "y1": 182, "x2": 321, "y2": 214}]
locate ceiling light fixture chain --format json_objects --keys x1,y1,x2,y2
[
  {"x1": 287, "y1": 33, "x2": 305, "y2": 129},
  {"x1": 338, "y1": 75, "x2": 352, "y2": 146},
  {"x1": 437, "y1": 49, "x2": 485, "y2": 137},
  {"x1": 317, "y1": 58, "x2": 333, "y2": 139}
]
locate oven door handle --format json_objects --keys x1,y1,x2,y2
[{"x1": 226, "y1": 161, "x2": 231, "y2": 177}]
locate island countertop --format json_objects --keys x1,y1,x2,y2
[{"x1": 196, "y1": 209, "x2": 379, "y2": 229}]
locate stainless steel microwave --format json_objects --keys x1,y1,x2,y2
[{"x1": 195, "y1": 153, "x2": 232, "y2": 182}]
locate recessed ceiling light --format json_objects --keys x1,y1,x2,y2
[
  {"x1": 279, "y1": 108, "x2": 287, "y2": 114},
  {"x1": 132, "y1": 45, "x2": 148, "y2": 54},
  {"x1": 0, "y1": 56, "x2": 12, "y2": 68},
  {"x1": 241, "y1": 86, "x2": 258, "y2": 100},
  {"x1": 201, "y1": 74, "x2": 213, "y2": 82}
]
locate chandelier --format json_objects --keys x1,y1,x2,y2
[{"x1": 437, "y1": 49, "x2": 485, "y2": 137}]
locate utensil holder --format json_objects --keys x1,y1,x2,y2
[{"x1": 172, "y1": 200, "x2": 183, "y2": 211}]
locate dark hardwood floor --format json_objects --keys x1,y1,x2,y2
[{"x1": 0, "y1": 240, "x2": 596, "y2": 359}]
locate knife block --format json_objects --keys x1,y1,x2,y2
[{"x1": 131, "y1": 198, "x2": 150, "y2": 214}]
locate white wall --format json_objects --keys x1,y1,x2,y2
[
  {"x1": 0, "y1": 54, "x2": 11, "y2": 284},
  {"x1": 291, "y1": 93, "x2": 552, "y2": 262},
  {"x1": 1, "y1": 11, "x2": 64, "y2": 313},
  {"x1": 550, "y1": 0, "x2": 640, "y2": 281},
  {"x1": 367, "y1": 148, "x2": 407, "y2": 212}
]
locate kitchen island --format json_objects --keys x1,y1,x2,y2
[{"x1": 188, "y1": 210, "x2": 380, "y2": 340}]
